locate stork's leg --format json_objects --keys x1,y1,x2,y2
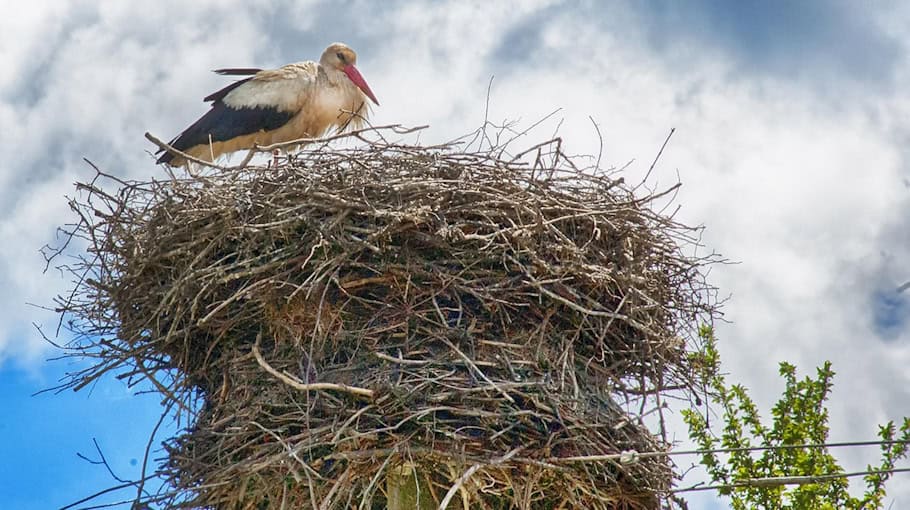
[{"x1": 271, "y1": 149, "x2": 281, "y2": 167}]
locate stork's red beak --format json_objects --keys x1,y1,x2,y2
[{"x1": 343, "y1": 64, "x2": 379, "y2": 106}]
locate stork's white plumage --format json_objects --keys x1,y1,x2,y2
[{"x1": 156, "y1": 42, "x2": 379, "y2": 166}]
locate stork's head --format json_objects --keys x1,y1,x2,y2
[{"x1": 321, "y1": 42, "x2": 379, "y2": 106}]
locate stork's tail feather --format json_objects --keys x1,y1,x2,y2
[
  {"x1": 213, "y1": 68, "x2": 263, "y2": 76},
  {"x1": 156, "y1": 149, "x2": 175, "y2": 165}
]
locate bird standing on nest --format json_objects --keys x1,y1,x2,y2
[{"x1": 156, "y1": 42, "x2": 379, "y2": 166}]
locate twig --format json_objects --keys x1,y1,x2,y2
[
  {"x1": 438, "y1": 447, "x2": 523, "y2": 510},
  {"x1": 135, "y1": 400, "x2": 175, "y2": 504},
  {"x1": 634, "y1": 127, "x2": 675, "y2": 192},
  {"x1": 59, "y1": 475, "x2": 157, "y2": 510},
  {"x1": 251, "y1": 124, "x2": 428, "y2": 153},
  {"x1": 143, "y1": 132, "x2": 228, "y2": 171},
  {"x1": 252, "y1": 337, "x2": 373, "y2": 399},
  {"x1": 439, "y1": 337, "x2": 514, "y2": 404}
]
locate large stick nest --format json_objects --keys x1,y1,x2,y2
[{"x1": 54, "y1": 126, "x2": 717, "y2": 509}]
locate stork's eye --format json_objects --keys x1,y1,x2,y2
[{"x1": 336, "y1": 52, "x2": 346, "y2": 63}]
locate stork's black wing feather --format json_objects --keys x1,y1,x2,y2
[{"x1": 155, "y1": 102, "x2": 294, "y2": 164}]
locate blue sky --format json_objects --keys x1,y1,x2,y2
[
  {"x1": 3, "y1": 1, "x2": 910, "y2": 508},
  {"x1": 0, "y1": 361, "x2": 176, "y2": 509}
]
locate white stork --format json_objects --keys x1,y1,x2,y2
[{"x1": 156, "y1": 42, "x2": 379, "y2": 166}]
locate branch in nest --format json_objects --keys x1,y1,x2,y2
[{"x1": 252, "y1": 337, "x2": 374, "y2": 399}]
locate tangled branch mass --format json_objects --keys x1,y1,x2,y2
[{"x1": 54, "y1": 126, "x2": 717, "y2": 509}]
